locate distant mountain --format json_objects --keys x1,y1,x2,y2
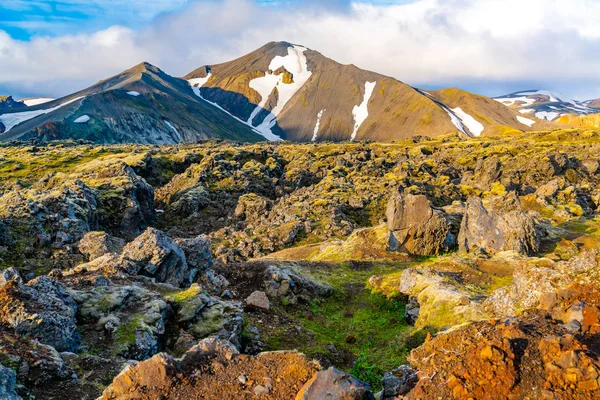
[
  {"x1": 0, "y1": 42, "x2": 562, "y2": 144},
  {"x1": 493, "y1": 90, "x2": 597, "y2": 121},
  {"x1": 0, "y1": 62, "x2": 264, "y2": 144},
  {"x1": 0, "y1": 95, "x2": 26, "y2": 111},
  {"x1": 185, "y1": 42, "x2": 550, "y2": 142}
]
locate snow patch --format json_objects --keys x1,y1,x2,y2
[
  {"x1": 164, "y1": 120, "x2": 182, "y2": 141},
  {"x1": 0, "y1": 96, "x2": 84, "y2": 133},
  {"x1": 494, "y1": 96, "x2": 536, "y2": 107},
  {"x1": 22, "y1": 98, "x2": 54, "y2": 107},
  {"x1": 188, "y1": 73, "x2": 212, "y2": 93},
  {"x1": 187, "y1": 80, "x2": 279, "y2": 141},
  {"x1": 516, "y1": 116, "x2": 535, "y2": 127},
  {"x1": 311, "y1": 109, "x2": 326, "y2": 142},
  {"x1": 247, "y1": 45, "x2": 312, "y2": 140},
  {"x1": 519, "y1": 109, "x2": 534, "y2": 114},
  {"x1": 535, "y1": 111, "x2": 560, "y2": 121},
  {"x1": 73, "y1": 115, "x2": 90, "y2": 123},
  {"x1": 451, "y1": 107, "x2": 484, "y2": 137},
  {"x1": 351, "y1": 81, "x2": 376, "y2": 141},
  {"x1": 127, "y1": 91, "x2": 140, "y2": 96}
]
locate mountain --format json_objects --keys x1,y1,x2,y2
[
  {"x1": 1, "y1": 42, "x2": 559, "y2": 144},
  {"x1": 493, "y1": 90, "x2": 597, "y2": 121},
  {"x1": 185, "y1": 42, "x2": 551, "y2": 141},
  {"x1": 0, "y1": 95, "x2": 26, "y2": 111},
  {"x1": 0, "y1": 62, "x2": 264, "y2": 144}
]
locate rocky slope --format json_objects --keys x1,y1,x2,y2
[
  {"x1": 0, "y1": 63, "x2": 264, "y2": 144},
  {"x1": 0, "y1": 129, "x2": 599, "y2": 399}
]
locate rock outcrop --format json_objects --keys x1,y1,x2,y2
[
  {"x1": 458, "y1": 192, "x2": 540, "y2": 255},
  {"x1": 119, "y1": 228, "x2": 192, "y2": 287},
  {"x1": 0, "y1": 274, "x2": 80, "y2": 352},
  {"x1": 0, "y1": 365, "x2": 21, "y2": 400},
  {"x1": 78, "y1": 231, "x2": 125, "y2": 261},
  {"x1": 296, "y1": 367, "x2": 374, "y2": 400},
  {"x1": 386, "y1": 189, "x2": 455, "y2": 256}
]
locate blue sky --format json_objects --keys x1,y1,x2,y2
[{"x1": 1, "y1": 0, "x2": 599, "y2": 100}]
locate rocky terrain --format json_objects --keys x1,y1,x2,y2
[{"x1": 0, "y1": 129, "x2": 599, "y2": 399}]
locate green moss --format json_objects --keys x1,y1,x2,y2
[{"x1": 114, "y1": 316, "x2": 143, "y2": 346}]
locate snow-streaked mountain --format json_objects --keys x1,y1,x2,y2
[
  {"x1": 494, "y1": 90, "x2": 597, "y2": 121},
  {"x1": 0, "y1": 62, "x2": 264, "y2": 144},
  {"x1": 0, "y1": 42, "x2": 562, "y2": 144},
  {"x1": 186, "y1": 42, "x2": 554, "y2": 142}
]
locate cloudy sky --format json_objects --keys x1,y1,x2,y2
[{"x1": 1, "y1": 0, "x2": 599, "y2": 100}]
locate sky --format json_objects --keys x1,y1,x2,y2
[{"x1": 1, "y1": 0, "x2": 599, "y2": 100}]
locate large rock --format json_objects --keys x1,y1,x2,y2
[
  {"x1": 0, "y1": 276, "x2": 80, "y2": 352},
  {"x1": 263, "y1": 265, "x2": 333, "y2": 304},
  {"x1": 296, "y1": 367, "x2": 375, "y2": 400},
  {"x1": 0, "y1": 267, "x2": 22, "y2": 286},
  {"x1": 78, "y1": 231, "x2": 125, "y2": 261},
  {"x1": 386, "y1": 189, "x2": 454, "y2": 256},
  {"x1": 245, "y1": 291, "x2": 270, "y2": 310},
  {"x1": 174, "y1": 235, "x2": 213, "y2": 271},
  {"x1": 70, "y1": 282, "x2": 171, "y2": 360},
  {"x1": 119, "y1": 228, "x2": 192, "y2": 287},
  {"x1": 458, "y1": 192, "x2": 540, "y2": 255},
  {"x1": 381, "y1": 365, "x2": 418, "y2": 399},
  {"x1": 0, "y1": 365, "x2": 21, "y2": 400}
]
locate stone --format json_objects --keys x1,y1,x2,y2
[
  {"x1": 0, "y1": 365, "x2": 21, "y2": 400},
  {"x1": 119, "y1": 228, "x2": 191, "y2": 287},
  {"x1": 0, "y1": 276, "x2": 80, "y2": 352},
  {"x1": 0, "y1": 267, "x2": 22, "y2": 286},
  {"x1": 78, "y1": 231, "x2": 125, "y2": 261},
  {"x1": 296, "y1": 367, "x2": 375, "y2": 400},
  {"x1": 386, "y1": 189, "x2": 454, "y2": 256},
  {"x1": 381, "y1": 365, "x2": 418, "y2": 399},
  {"x1": 458, "y1": 192, "x2": 540, "y2": 255},
  {"x1": 246, "y1": 291, "x2": 270, "y2": 310}
]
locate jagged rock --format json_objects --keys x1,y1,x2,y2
[
  {"x1": 264, "y1": 265, "x2": 333, "y2": 304},
  {"x1": 78, "y1": 231, "x2": 125, "y2": 261},
  {"x1": 381, "y1": 365, "x2": 418, "y2": 399},
  {"x1": 0, "y1": 267, "x2": 22, "y2": 286},
  {"x1": 296, "y1": 367, "x2": 375, "y2": 400},
  {"x1": 404, "y1": 297, "x2": 420, "y2": 326},
  {"x1": 458, "y1": 192, "x2": 540, "y2": 255},
  {"x1": 169, "y1": 185, "x2": 210, "y2": 215},
  {"x1": 0, "y1": 365, "x2": 21, "y2": 400},
  {"x1": 245, "y1": 290, "x2": 270, "y2": 310},
  {"x1": 0, "y1": 276, "x2": 80, "y2": 352},
  {"x1": 234, "y1": 193, "x2": 272, "y2": 224},
  {"x1": 472, "y1": 156, "x2": 502, "y2": 191},
  {"x1": 119, "y1": 228, "x2": 192, "y2": 287},
  {"x1": 386, "y1": 189, "x2": 454, "y2": 256},
  {"x1": 70, "y1": 282, "x2": 170, "y2": 360},
  {"x1": 174, "y1": 235, "x2": 213, "y2": 271},
  {"x1": 166, "y1": 284, "x2": 243, "y2": 349}
]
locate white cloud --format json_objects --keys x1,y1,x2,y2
[{"x1": 1, "y1": 0, "x2": 600, "y2": 100}]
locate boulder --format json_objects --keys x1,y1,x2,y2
[
  {"x1": 0, "y1": 276, "x2": 79, "y2": 352},
  {"x1": 0, "y1": 267, "x2": 22, "y2": 286},
  {"x1": 78, "y1": 231, "x2": 125, "y2": 261},
  {"x1": 0, "y1": 365, "x2": 21, "y2": 400},
  {"x1": 296, "y1": 367, "x2": 375, "y2": 400},
  {"x1": 386, "y1": 189, "x2": 454, "y2": 256},
  {"x1": 264, "y1": 265, "x2": 333, "y2": 304},
  {"x1": 234, "y1": 193, "x2": 272, "y2": 224},
  {"x1": 458, "y1": 192, "x2": 540, "y2": 255},
  {"x1": 174, "y1": 235, "x2": 213, "y2": 271},
  {"x1": 381, "y1": 365, "x2": 418, "y2": 399},
  {"x1": 169, "y1": 185, "x2": 210, "y2": 215},
  {"x1": 472, "y1": 156, "x2": 502, "y2": 191},
  {"x1": 245, "y1": 291, "x2": 270, "y2": 310},
  {"x1": 119, "y1": 228, "x2": 191, "y2": 287}
]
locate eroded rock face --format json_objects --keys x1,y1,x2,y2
[
  {"x1": 404, "y1": 285, "x2": 600, "y2": 400},
  {"x1": 296, "y1": 367, "x2": 375, "y2": 400},
  {"x1": 458, "y1": 192, "x2": 540, "y2": 255},
  {"x1": 386, "y1": 189, "x2": 454, "y2": 256},
  {"x1": 119, "y1": 228, "x2": 191, "y2": 287},
  {"x1": 100, "y1": 338, "x2": 323, "y2": 400},
  {"x1": 0, "y1": 275, "x2": 79, "y2": 352}
]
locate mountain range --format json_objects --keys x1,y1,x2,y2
[{"x1": 0, "y1": 41, "x2": 597, "y2": 144}]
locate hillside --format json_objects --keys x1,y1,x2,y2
[{"x1": 0, "y1": 63, "x2": 264, "y2": 144}]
